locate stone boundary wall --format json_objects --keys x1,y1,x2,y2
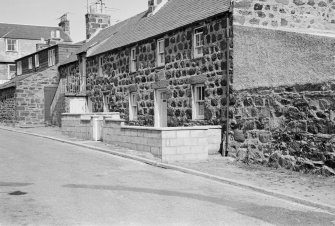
[
  {"x1": 234, "y1": 0, "x2": 335, "y2": 34},
  {"x1": 230, "y1": 81, "x2": 335, "y2": 175},
  {"x1": 61, "y1": 114, "x2": 93, "y2": 140},
  {"x1": 61, "y1": 113, "x2": 223, "y2": 162},
  {"x1": 234, "y1": 25, "x2": 335, "y2": 90},
  {"x1": 103, "y1": 120, "x2": 210, "y2": 162}
]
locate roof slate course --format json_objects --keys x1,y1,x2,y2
[{"x1": 0, "y1": 23, "x2": 72, "y2": 42}]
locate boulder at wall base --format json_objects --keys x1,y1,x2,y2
[
  {"x1": 267, "y1": 151, "x2": 282, "y2": 168},
  {"x1": 295, "y1": 158, "x2": 315, "y2": 172},
  {"x1": 278, "y1": 155, "x2": 296, "y2": 170},
  {"x1": 236, "y1": 148, "x2": 247, "y2": 161},
  {"x1": 321, "y1": 166, "x2": 335, "y2": 177}
]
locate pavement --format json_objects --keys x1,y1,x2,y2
[
  {"x1": 1, "y1": 125, "x2": 335, "y2": 215},
  {"x1": 1, "y1": 128, "x2": 335, "y2": 226}
]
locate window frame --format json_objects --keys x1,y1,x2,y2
[
  {"x1": 6, "y1": 39, "x2": 18, "y2": 52},
  {"x1": 17, "y1": 61, "x2": 22, "y2": 76},
  {"x1": 98, "y1": 56, "x2": 103, "y2": 77},
  {"x1": 157, "y1": 38, "x2": 165, "y2": 67},
  {"x1": 103, "y1": 94, "x2": 109, "y2": 113},
  {"x1": 193, "y1": 27, "x2": 204, "y2": 59},
  {"x1": 28, "y1": 57, "x2": 33, "y2": 69},
  {"x1": 192, "y1": 84, "x2": 205, "y2": 120},
  {"x1": 35, "y1": 54, "x2": 39, "y2": 68},
  {"x1": 7, "y1": 64, "x2": 16, "y2": 79},
  {"x1": 129, "y1": 92, "x2": 138, "y2": 121},
  {"x1": 130, "y1": 48, "x2": 136, "y2": 73}
]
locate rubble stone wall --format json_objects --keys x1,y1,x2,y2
[
  {"x1": 81, "y1": 14, "x2": 232, "y2": 127},
  {"x1": 230, "y1": 82, "x2": 335, "y2": 175},
  {"x1": 234, "y1": 0, "x2": 335, "y2": 33},
  {"x1": 0, "y1": 87, "x2": 16, "y2": 124}
]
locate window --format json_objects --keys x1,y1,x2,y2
[
  {"x1": 56, "y1": 30, "x2": 60, "y2": 38},
  {"x1": 28, "y1": 57, "x2": 32, "y2": 69},
  {"x1": 194, "y1": 27, "x2": 204, "y2": 58},
  {"x1": 6, "y1": 39, "x2": 18, "y2": 52},
  {"x1": 157, "y1": 39, "x2": 165, "y2": 67},
  {"x1": 7, "y1": 64, "x2": 16, "y2": 79},
  {"x1": 130, "y1": 48, "x2": 136, "y2": 72},
  {"x1": 193, "y1": 84, "x2": 205, "y2": 120},
  {"x1": 35, "y1": 54, "x2": 39, "y2": 68},
  {"x1": 129, "y1": 93, "x2": 137, "y2": 121},
  {"x1": 17, "y1": 61, "x2": 22, "y2": 76},
  {"x1": 48, "y1": 49, "x2": 56, "y2": 66}
]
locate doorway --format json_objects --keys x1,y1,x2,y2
[
  {"x1": 44, "y1": 86, "x2": 57, "y2": 124},
  {"x1": 155, "y1": 89, "x2": 168, "y2": 127}
]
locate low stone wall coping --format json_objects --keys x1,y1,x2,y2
[
  {"x1": 120, "y1": 125, "x2": 210, "y2": 131},
  {"x1": 104, "y1": 118, "x2": 126, "y2": 122}
]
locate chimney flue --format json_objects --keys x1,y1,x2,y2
[{"x1": 58, "y1": 13, "x2": 70, "y2": 36}]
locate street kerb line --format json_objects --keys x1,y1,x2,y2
[{"x1": 1, "y1": 126, "x2": 335, "y2": 214}]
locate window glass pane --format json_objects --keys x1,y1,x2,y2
[{"x1": 197, "y1": 102, "x2": 204, "y2": 116}]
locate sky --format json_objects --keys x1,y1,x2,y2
[{"x1": 0, "y1": 0, "x2": 148, "y2": 42}]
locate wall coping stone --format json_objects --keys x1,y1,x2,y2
[{"x1": 120, "y1": 125, "x2": 211, "y2": 131}]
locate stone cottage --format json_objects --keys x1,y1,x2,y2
[
  {"x1": 59, "y1": 0, "x2": 232, "y2": 128},
  {"x1": 0, "y1": 43, "x2": 81, "y2": 126},
  {"x1": 233, "y1": 0, "x2": 335, "y2": 174}
]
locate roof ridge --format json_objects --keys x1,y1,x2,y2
[{"x1": 0, "y1": 22, "x2": 60, "y2": 29}]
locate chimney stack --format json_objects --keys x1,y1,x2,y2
[
  {"x1": 148, "y1": 0, "x2": 163, "y2": 14},
  {"x1": 85, "y1": 1, "x2": 110, "y2": 39},
  {"x1": 58, "y1": 13, "x2": 70, "y2": 36}
]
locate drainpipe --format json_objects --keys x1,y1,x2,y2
[{"x1": 225, "y1": 13, "x2": 232, "y2": 157}]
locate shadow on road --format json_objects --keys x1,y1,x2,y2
[{"x1": 63, "y1": 184, "x2": 335, "y2": 225}]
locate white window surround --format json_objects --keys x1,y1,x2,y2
[
  {"x1": 129, "y1": 93, "x2": 137, "y2": 121},
  {"x1": 130, "y1": 48, "x2": 136, "y2": 73},
  {"x1": 103, "y1": 95, "x2": 109, "y2": 112},
  {"x1": 7, "y1": 64, "x2": 16, "y2": 79},
  {"x1": 194, "y1": 27, "x2": 204, "y2": 58},
  {"x1": 35, "y1": 54, "x2": 39, "y2": 68},
  {"x1": 17, "y1": 61, "x2": 22, "y2": 76},
  {"x1": 28, "y1": 57, "x2": 32, "y2": 69},
  {"x1": 48, "y1": 49, "x2": 56, "y2": 66},
  {"x1": 98, "y1": 56, "x2": 103, "y2": 77},
  {"x1": 6, "y1": 39, "x2": 18, "y2": 52},
  {"x1": 157, "y1": 39, "x2": 165, "y2": 67},
  {"x1": 192, "y1": 84, "x2": 205, "y2": 120}
]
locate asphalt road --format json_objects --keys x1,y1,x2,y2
[{"x1": 0, "y1": 129, "x2": 334, "y2": 226}]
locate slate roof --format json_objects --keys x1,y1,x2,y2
[
  {"x1": 0, "y1": 23, "x2": 72, "y2": 42},
  {"x1": 79, "y1": 0, "x2": 230, "y2": 57}
]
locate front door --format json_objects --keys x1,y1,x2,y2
[
  {"x1": 155, "y1": 89, "x2": 167, "y2": 127},
  {"x1": 44, "y1": 86, "x2": 57, "y2": 124}
]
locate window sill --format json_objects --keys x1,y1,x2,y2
[
  {"x1": 193, "y1": 56, "x2": 204, "y2": 60},
  {"x1": 193, "y1": 118, "x2": 205, "y2": 121}
]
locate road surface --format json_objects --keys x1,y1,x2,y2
[{"x1": 0, "y1": 129, "x2": 334, "y2": 225}]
